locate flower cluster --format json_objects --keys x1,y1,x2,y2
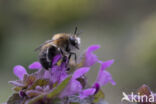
[{"x1": 6, "y1": 45, "x2": 116, "y2": 104}]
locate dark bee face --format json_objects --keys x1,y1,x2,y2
[{"x1": 69, "y1": 36, "x2": 80, "y2": 50}]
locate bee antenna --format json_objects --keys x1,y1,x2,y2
[{"x1": 74, "y1": 26, "x2": 78, "y2": 35}]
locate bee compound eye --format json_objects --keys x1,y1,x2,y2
[{"x1": 70, "y1": 37, "x2": 76, "y2": 46}]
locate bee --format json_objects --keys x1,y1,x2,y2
[{"x1": 35, "y1": 27, "x2": 80, "y2": 70}]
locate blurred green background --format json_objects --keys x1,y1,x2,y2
[{"x1": 0, "y1": 0, "x2": 156, "y2": 104}]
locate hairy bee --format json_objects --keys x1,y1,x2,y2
[{"x1": 35, "y1": 27, "x2": 80, "y2": 70}]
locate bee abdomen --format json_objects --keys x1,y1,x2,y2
[
  {"x1": 48, "y1": 45, "x2": 59, "y2": 61},
  {"x1": 39, "y1": 45, "x2": 60, "y2": 70},
  {"x1": 40, "y1": 57, "x2": 51, "y2": 70}
]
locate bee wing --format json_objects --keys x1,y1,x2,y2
[{"x1": 35, "y1": 40, "x2": 53, "y2": 51}]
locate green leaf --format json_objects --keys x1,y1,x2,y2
[
  {"x1": 24, "y1": 75, "x2": 36, "y2": 85},
  {"x1": 13, "y1": 86, "x2": 22, "y2": 92},
  {"x1": 27, "y1": 76, "x2": 71, "y2": 104},
  {"x1": 51, "y1": 97, "x2": 62, "y2": 104},
  {"x1": 93, "y1": 89, "x2": 105, "y2": 103},
  {"x1": 26, "y1": 94, "x2": 45, "y2": 104},
  {"x1": 28, "y1": 79, "x2": 49, "y2": 90},
  {"x1": 7, "y1": 93, "x2": 23, "y2": 104},
  {"x1": 69, "y1": 102, "x2": 80, "y2": 104},
  {"x1": 47, "y1": 76, "x2": 71, "y2": 98}
]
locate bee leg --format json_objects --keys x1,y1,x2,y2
[
  {"x1": 68, "y1": 54, "x2": 72, "y2": 62},
  {"x1": 59, "y1": 48, "x2": 68, "y2": 62},
  {"x1": 60, "y1": 48, "x2": 64, "y2": 56},
  {"x1": 68, "y1": 52, "x2": 77, "y2": 64},
  {"x1": 64, "y1": 54, "x2": 72, "y2": 71},
  {"x1": 65, "y1": 52, "x2": 76, "y2": 71},
  {"x1": 61, "y1": 52, "x2": 70, "y2": 71},
  {"x1": 73, "y1": 53, "x2": 77, "y2": 64}
]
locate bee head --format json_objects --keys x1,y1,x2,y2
[
  {"x1": 69, "y1": 35, "x2": 80, "y2": 50},
  {"x1": 69, "y1": 26, "x2": 81, "y2": 50}
]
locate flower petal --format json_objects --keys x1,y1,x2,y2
[
  {"x1": 43, "y1": 70, "x2": 51, "y2": 79},
  {"x1": 87, "y1": 45, "x2": 100, "y2": 52},
  {"x1": 35, "y1": 86, "x2": 43, "y2": 91},
  {"x1": 19, "y1": 90, "x2": 26, "y2": 97},
  {"x1": 96, "y1": 70, "x2": 116, "y2": 86},
  {"x1": 92, "y1": 83, "x2": 100, "y2": 94},
  {"x1": 72, "y1": 67, "x2": 90, "y2": 79},
  {"x1": 50, "y1": 65, "x2": 67, "y2": 83},
  {"x1": 59, "y1": 67, "x2": 90, "y2": 98},
  {"x1": 79, "y1": 88, "x2": 96, "y2": 99},
  {"x1": 59, "y1": 79, "x2": 82, "y2": 98},
  {"x1": 98, "y1": 59, "x2": 114, "y2": 71},
  {"x1": 28, "y1": 61, "x2": 42, "y2": 70},
  {"x1": 9, "y1": 81, "x2": 24, "y2": 87},
  {"x1": 26, "y1": 90, "x2": 42, "y2": 97},
  {"x1": 95, "y1": 60, "x2": 116, "y2": 87},
  {"x1": 52, "y1": 54, "x2": 61, "y2": 65},
  {"x1": 84, "y1": 45, "x2": 100, "y2": 67},
  {"x1": 13, "y1": 65, "x2": 27, "y2": 80}
]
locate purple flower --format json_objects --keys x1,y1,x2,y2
[
  {"x1": 72, "y1": 67, "x2": 90, "y2": 79},
  {"x1": 43, "y1": 70, "x2": 51, "y2": 79},
  {"x1": 94, "y1": 60, "x2": 116, "y2": 88},
  {"x1": 50, "y1": 60, "x2": 68, "y2": 83},
  {"x1": 28, "y1": 61, "x2": 42, "y2": 70},
  {"x1": 50, "y1": 66, "x2": 67, "y2": 83},
  {"x1": 9, "y1": 81, "x2": 24, "y2": 87},
  {"x1": 79, "y1": 88, "x2": 96, "y2": 99},
  {"x1": 92, "y1": 83, "x2": 100, "y2": 94},
  {"x1": 26, "y1": 90, "x2": 42, "y2": 98},
  {"x1": 13, "y1": 65, "x2": 27, "y2": 80},
  {"x1": 59, "y1": 79, "x2": 82, "y2": 98},
  {"x1": 83, "y1": 45, "x2": 100, "y2": 67},
  {"x1": 8, "y1": 44, "x2": 116, "y2": 104},
  {"x1": 59, "y1": 67, "x2": 90, "y2": 98},
  {"x1": 52, "y1": 54, "x2": 62, "y2": 65},
  {"x1": 19, "y1": 90, "x2": 26, "y2": 97}
]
